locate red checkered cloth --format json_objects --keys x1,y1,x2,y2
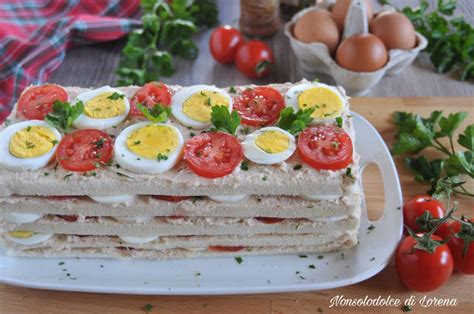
[{"x1": 0, "y1": 0, "x2": 141, "y2": 123}]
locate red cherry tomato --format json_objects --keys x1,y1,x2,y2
[
  {"x1": 255, "y1": 217, "x2": 286, "y2": 224},
  {"x1": 152, "y1": 195, "x2": 190, "y2": 202},
  {"x1": 17, "y1": 84, "x2": 68, "y2": 120},
  {"x1": 233, "y1": 86, "x2": 285, "y2": 126},
  {"x1": 184, "y1": 131, "x2": 243, "y2": 179},
  {"x1": 447, "y1": 218, "x2": 474, "y2": 275},
  {"x1": 297, "y1": 126, "x2": 353, "y2": 170},
  {"x1": 56, "y1": 129, "x2": 113, "y2": 172},
  {"x1": 235, "y1": 40, "x2": 274, "y2": 79},
  {"x1": 395, "y1": 234, "x2": 453, "y2": 292},
  {"x1": 129, "y1": 82, "x2": 171, "y2": 116},
  {"x1": 403, "y1": 195, "x2": 449, "y2": 237},
  {"x1": 208, "y1": 246, "x2": 246, "y2": 252},
  {"x1": 209, "y1": 25, "x2": 245, "y2": 64}
]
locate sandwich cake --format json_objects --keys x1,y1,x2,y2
[{"x1": 0, "y1": 80, "x2": 363, "y2": 259}]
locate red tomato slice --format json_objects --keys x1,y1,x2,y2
[
  {"x1": 208, "y1": 246, "x2": 246, "y2": 252},
  {"x1": 17, "y1": 84, "x2": 68, "y2": 120},
  {"x1": 233, "y1": 86, "x2": 285, "y2": 126},
  {"x1": 56, "y1": 129, "x2": 113, "y2": 172},
  {"x1": 297, "y1": 126, "x2": 353, "y2": 170},
  {"x1": 184, "y1": 131, "x2": 243, "y2": 178},
  {"x1": 129, "y1": 82, "x2": 171, "y2": 116},
  {"x1": 152, "y1": 195, "x2": 190, "y2": 202},
  {"x1": 255, "y1": 217, "x2": 286, "y2": 224}
]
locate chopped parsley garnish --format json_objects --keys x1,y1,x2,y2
[
  {"x1": 293, "y1": 164, "x2": 302, "y2": 170},
  {"x1": 344, "y1": 167, "x2": 354, "y2": 179},
  {"x1": 240, "y1": 161, "x2": 249, "y2": 171},
  {"x1": 370, "y1": 257, "x2": 376, "y2": 261},
  {"x1": 367, "y1": 224, "x2": 376, "y2": 233},
  {"x1": 116, "y1": 172, "x2": 133, "y2": 179},
  {"x1": 133, "y1": 140, "x2": 141, "y2": 145},
  {"x1": 298, "y1": 255, "x2": 308, "y2": 258},
  {"x1": 26, "y1": 126, "x2": 32, "y2": 131},
  {"x1": 228, "y1": 86, "x2": 237, "y2": 93},
  {"x1": 277, "y1": 107, "x2": 314, "y2": 135},
  {"x1": 107, "y1": 92, "x2": 125, "y2": 100},
  {"x1": 51, "y1": 139, "x2": 59, "y2": 145},
  {"x1": 206, "y1": 97, "x2": 212, "y2": 107},
  {"x1": 93, "y1": 138, "x2": 105, "y2": 149},
  {"x1": 262, "y1": 175, "x2": 268, "y2": 181},
  {"x1": 401, "y1": 304, "x2": 412, "y2": 312},
  {"x1": 341, "y1": 253, "x2": 345, "y2": 260},
  {"x1": 63, "y1": 174, "x2": 73, "y2": 180},
  {"x1": 58, "y1": 261, "x2": 65, "y2": 266},
  {"x1": 189, "y1": 132, "x2": 195, "y2": 137},
  {"x1": 235, "y1": 256, "x2": 243, "y2": 264},
  {"x1": 25, "y1": 141, "x2": 35, "y2": 149},
  {"x1": 157, "y1": 153, "x2": 168, "y2": 161},
  {"x1": 143, "y1": 304, "x2": 153, "y2": 313},
  {"x1": 306, "y1": 205, "x2": 314, "y2": 208},
  {"x1": 195, "y1": 272, "x2": 201, "y2": 277},
  {"x1": 137, "y1": 103, "x2": 171, "y2": 123},
  {"x1": 93, "y1": 162, "x2": 102, "y2": 168},
  {"x1": 210, "y1": 105, "x2": 240, "y2": 135},
  {"x1": 335, "y1": 116, "x2": 343, "y2": 128},
  {"x1": 317, "y1": 255, "x2": 324, "y2": 259},
  {"x1": 44, "y1": 172, "x2": 49, "y2": 176},
  {"x1": 308, "y1": 264, "x2": 316, "y2": 269},
  {"x1": 45, "y1": 100, "x2": 84, "y2": 133},
  {"x1": 240, "y1": 126, "x2": 250, "y2": 135}
]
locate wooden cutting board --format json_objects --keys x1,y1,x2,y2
[{"x1": 0, "y1": 97, "x2": 473, "y2": 314}]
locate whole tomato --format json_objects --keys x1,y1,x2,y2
[
  {"x1": 447, "y1": 218, "x2": 474, "y2": 275},
  {"x1": 395, "y1": 233, "x2": 453, "y2": 292},
  {"x1": 403, "y1": 195, "x2": 449, "y2": 237},
  {"x1": 235, "y1": 40, "x2": 274, "y2": 79},
  {"x1": 209, "y1": 25, "x2": 244, "y2": 64}
]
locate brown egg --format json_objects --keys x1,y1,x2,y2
[
  {"x1": 331, "y1": 0, "x2": 373, "y2": 31},
  {"x1": 335, "y1": 34, "x2": 388, "y2": 72},
  {"x1": 293, "y1": 10, "x2": 340, "y2": 54},
  {"x1": 370, "y1": 12, "x2": 416, "y2": 50}
]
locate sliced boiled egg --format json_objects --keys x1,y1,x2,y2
[
  {"x1": 171, "y1": 85, "x2": 232, "y2": 129},
  {"x1": 209, "y1": 194, "x2": 248, "y2": 202},
  {"x1": 89, "y1": 194, "x2": 136, "y2": 204},
  {"x1": 73, "y1": 86, "x2": 130, "y2": 130},
  {"x1": 242, "y1": 127, "x2": 295, "y2": 164},
  {"x1": 285, "y1": 83, "x2": 346, "y2": 123},
  {"x1": 114, "y1": 122, "x2": 184, "y2": 174},
  {"x1": 5, "y1": 231, "x2": 52, "y2": 245},
  {"x1": 119, "y1": 235, "x2": 158, "y2": 244},
  {"x1": 0, "y1": 120, "x2": 61, "y2": 171},
  {"x1": 114, "y1": 216, "x2": 154, "y2": 223},
  {"x1": 3, "y1": 212, "x2": 42, "y2": 224}
]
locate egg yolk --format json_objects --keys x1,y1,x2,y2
[
  {"x1": 182, "y1": 90, "x2": 229, "y2": 122},
  {"x1": 126, "y1": 125, "x2": 179, "y2": 160},
  {"x1": 255, "y1": 131, "x2": 289, "y2": 154},
  {"x1": 297, "y1": 87, "x2": 343, "y2": 119},
  {"x1": 9, "y1": 126, "x2": 57, "y2": 159},
  {"x1": 84, "y1": 92, "x2": 126, "y2": 119},
  {"x1": 9, "y1": 231, "x2": 34, "y2": 238}
]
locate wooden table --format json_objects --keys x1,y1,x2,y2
[{"x1": 1, "y1": 97, "x2": 473, "y2": 313}]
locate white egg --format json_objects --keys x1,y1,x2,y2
[
  {"x1": 208, "y1": 194, "x2": 248, "y2": 202},
  {"x1": 242, "y1": 127, "x2": 295, "y2": 165},
  {"x1": 171, "y1": 85, "x2": 233, "y2": 129},
  {"x1": 301, "y1": 194, "x2": 342, "y2": 201},
  {"x1": 114, "y1": 122, "x2": 184, "y2": 174},
  {"x1": 5, "y1": 232, "x2": 52, "y2": 245},
  {"x1": 119, "y1": 235, "x2": 158, "y2": 244},
  {"x1": 89, "y1": 194, "x2": 136, "y2": 204},
  {"x1": 114, "y1": 216, "x2": 154, "y2": 223},
  {"x1": 285, "y1": 82, "x2": 346, "y2": 124},
  {"x1": 73, "y1": 86, "x2": 130, "y2": 130},
  {"x1": 0, "y1": 120, "x2": 61, "y2": 171},
  {"x1": 3, "y1": 212, "x2": 42, "y2": 224}
]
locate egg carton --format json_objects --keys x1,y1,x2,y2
[{"x1": 284, "y1": 0, "x2": 428, "y2": 95}]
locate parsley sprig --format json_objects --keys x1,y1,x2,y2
[
  {"x1": 391, "y1": 111, "x2": 473, "y2": 199},
  {"x1": 45, "y1": 100, "x2": 84, "y2": 133},
  {"x1": 117, "y1": 0, "x2": 218, "y2": 85},
  {"x1": 277, "y1": 107, "x2": 314, "y2": 135},
  {"x1": 137, "y1": 103, "x2": 171, "y2": 123},
  {"x1": 210, "y1": 105, "x2": 240, "y2": 135}
]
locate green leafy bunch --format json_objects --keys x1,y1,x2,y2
[
  {"x1": 117, "y1": 0, "x2": 218, "y2": 85},
  {"x1": 391, "y1": 110, "x2": 473, "y2": 199},
  {"x1": 45, "y1": 100, "x2": 84, "y2": 133}
]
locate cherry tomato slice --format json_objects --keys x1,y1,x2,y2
[
  {"x1": 56, "y1": 129, "x2": 113, "y2": 172},
  {"x1": 208, "y1": 246, "x2": 246, "y2": 252},
  {"x1": 152, "y1": 195, "x2": 191, "y2": 202},
  {"x1": 17, "y1": 84, "x2": 68, "y2": 120},
  {"x1": 233, "y1": 86, "x2": 285, "y2": 126},
  {"x1": 184, "y1": 131, "x2": 243, "y2": 178},
  {"x1": 209, "y1": 25, "x2": 244, "y2": 64},
  {"x1": 297, "y1": 126, "x2": 353, "y2": 170},
  {"x1": 255, "y1": 217, "x2": 286, "y2": 224},
  {"x1": 129, "y1": 82, "x2": 171, "y2": 116}
]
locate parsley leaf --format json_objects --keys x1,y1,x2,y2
[
  {"x1": 45, "y1": 100, "x2": 84, "y2": 133},
  {"x1": 210, "y1": 105, "x2": 240, "y2": 135},
  {"x1": 107, "y1": 92, "x2": 125, "y2": 100},
  {"x1": 277, "y1": 107, "x2": 314, "y2": 135},
  {"x1": 137, "y1": 103, "x2": 171, "y2": 123}
]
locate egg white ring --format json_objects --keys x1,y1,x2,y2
[
  {"x1": 119, "y1": 235, "x2": 158, "y2": 244},
  {"x1": 3, "y1": 212, "x2": 43, "y2": 224},
  {"x1": 0, "y1": 120, "x2": 61, "y2": 171},
  {"x1": 5, "y1": 232, "x2": 52, "y2": 245},
  {"x1": 114, "y1": 216, "x2": 154, "y2": 223},
  {"x1": 300, "y1": 194, "x2": 342, "y2": 201},
  {"x1": 89, "y1": 194, "x2": 136, "y2": 204},
  {"x1": 72, "y1": 86, "x2": 130, "y2": 130},
  {"x1": 284, "y1": 83, "x2": 346, "y2": 125},
  {"x1": 242, "y1": 126, "x2": 296, "y2": 165},
  {"x1": 114, "y1": 122, "x2": 184, "y2": 174},
  {"x1": 208, "y1": 194, "x2": 248, "y2": 202},
  {"x1": 171, "y1": 85, "x2": 233, "y2": 129}
]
